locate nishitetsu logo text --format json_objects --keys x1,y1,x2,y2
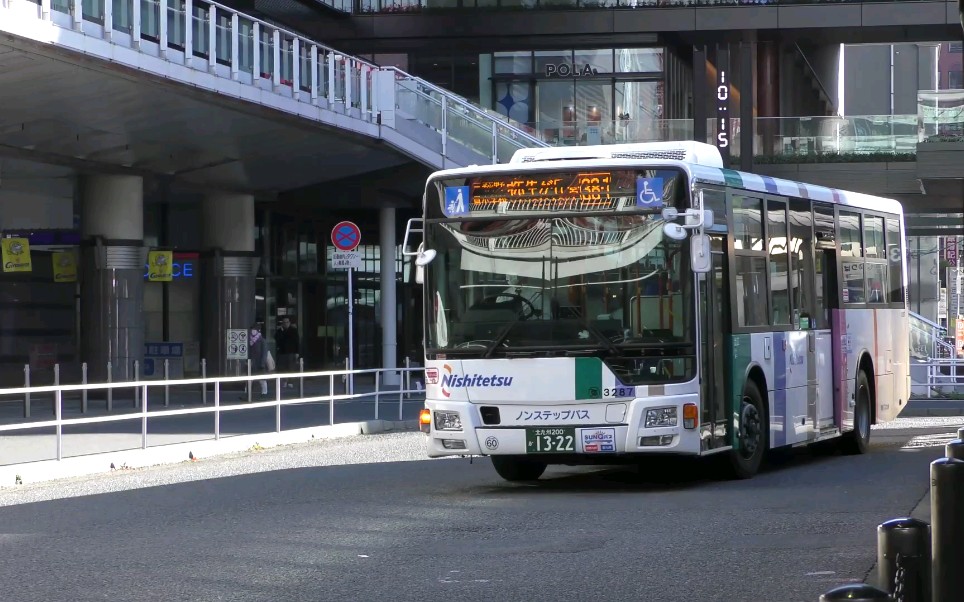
[{"x1": 438, "y1": 364, "x2": 513, "y2": 397}]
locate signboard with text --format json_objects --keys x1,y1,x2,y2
[{"x1": 330, "y1": 251, "x2": 362, "y2": 270}]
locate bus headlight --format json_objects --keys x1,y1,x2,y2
[
  {"x1": 434, "y1": 410, "x2": 463, "y2": 431},
  {"x1": 645, "y1": 407, "x2": 677, "y2": 428}
]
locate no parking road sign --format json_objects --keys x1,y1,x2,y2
[{"x1": 331, "y1": 221, "x2": 361, "y2": 252}]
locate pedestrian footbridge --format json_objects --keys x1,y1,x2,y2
[{"x1": 0, "y1": 0, "x2": 545, "y2": 193}]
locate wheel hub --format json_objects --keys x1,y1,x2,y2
[{"x1": 740, "y1": 401, "x2": 762, "y2": 457}]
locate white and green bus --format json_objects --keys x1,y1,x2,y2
[{"x1": 407, "y1": 141, "x2": 910, "y2": 481}]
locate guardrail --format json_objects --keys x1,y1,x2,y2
[
  {"x1": 0, "y1": 365, "x2": 426, "y2": 462},
  {"x1": 918, "y1": 359, "x2": 964, "y2": 398}
]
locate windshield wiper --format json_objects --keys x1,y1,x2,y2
[
  {"x1": 579, "y1": 321, "x2": 620, "y2": 356},
  {"x1": 482, "y1": 317, "x2": 523, "y2": 358}
]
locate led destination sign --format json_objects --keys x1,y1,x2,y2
[{"x1": 469, "y1": 170, "x2": 634, "y2": 212}]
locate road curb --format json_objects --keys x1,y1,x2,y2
[{"x1": 0, "y1": 419, "x2": 419, "y2": 489}]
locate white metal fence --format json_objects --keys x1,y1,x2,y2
[
  {"x1": 0, "y1": 365, "x2": 425, "y2": 462},
  {"x1": 916, "y1": 359, "x2": 964, "y2": 398}
]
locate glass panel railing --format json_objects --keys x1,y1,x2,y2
[
  {"x1": 910, "y1": 311, "x2": 952, "y2": 361},
  {"x1": 753, "y1": 115, "x2": 918, "y2": 160},
  {"x1": 391, "y1": 72, "x2": 546, "y2": 161},
  {"x1": 30, "y1": 0, "x2": 547, "y2": 165},
  {"x1": 527, "y1": 119, "x2": 695, "y2": 146},
  {"x1": 918, "y1": 90, "x2": 964, "y2": 142}
]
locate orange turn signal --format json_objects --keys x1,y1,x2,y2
[
  {"x1": 419, "y1": 408, "x2": 432, "y2": 433},
  {"x1": 683, "y1": 403, "x2": 698, "y2": 430}
]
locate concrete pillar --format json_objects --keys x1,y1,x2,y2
[
  {"x1": 80, "y1": 175, "x2": 146, "y2": 383},
  {"x1": 200, "y1": 192, "x2": 260, "y2": 376},
  {"x1": 380, "y1": 207, "x2": 399, "y2": 385}
]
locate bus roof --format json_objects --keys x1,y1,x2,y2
[{"x1": 428, "y1": 141, "x2": 903, "y2": 216}]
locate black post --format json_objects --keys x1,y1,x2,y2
[
  {"x1": 693, "y1": 45, "x2": 708, "y2": 145},
  {"x1": 946, "y1": 437, "x2": 964, "y2": 460},
  {"x1": 876, "y1": 517, "x2": 931, "y2": 601},
  {"x1": 740, "y1": 40, "x2": 754, "y2": 172},
  {"x1": 930, "y1": 457, "x2": 964, "y2": 601},
  {"x1": 819, "y1": 584, "x2": 892, "y2": 601}
]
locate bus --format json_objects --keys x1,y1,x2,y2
[{"x1": 406, "y1": 141, "x2": 910, "y2": 481}]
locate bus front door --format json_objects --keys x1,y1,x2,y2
[{"x1": 699, "y1": 240, "x2": 728, "y2": 451}]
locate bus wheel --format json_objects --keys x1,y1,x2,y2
[
  {"x1": 841, "y1": 371, "x2": 872, "y2": 455},
  {"x1": 491, "y1": 456, "x2": 547, "y2": 482},
  {"x1": 727, "y1": 380, "x2": 767, "y2": 479}
]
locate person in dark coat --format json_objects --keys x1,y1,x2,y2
[
  {"x1": 245, "y1": 323, "x2": 270, "y2": 399},
  {"x1": 275, "y1": 317, "x2": 300, "y2": 388}
]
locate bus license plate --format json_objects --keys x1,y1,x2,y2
[{"x1": 525, "y1": 427, "x2": 576, "y2": 454}]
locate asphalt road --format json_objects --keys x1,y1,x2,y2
[{"x1": 0, "y1": 419, "x2": 960, "y2": 602}]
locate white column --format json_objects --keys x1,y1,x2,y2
[
  {"x1": 380, "y1": 207, "x2": 398, "y2": 385},
  {"x1": 80, "y1": 175, "x2": 146, "y2": 384},
  {"x1": 82, "y1": 175, "x2": 144, "y2": 240},
  {"x1": 202, "y1": 192, "x2": 255, "y2": 252},
  {"x1": 201, "y1": 192, "x2": 257, "y2": 376}
]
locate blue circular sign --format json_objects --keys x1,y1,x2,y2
[{"x1": 331, "y1": 221, "x2": 361, "y2": 251}]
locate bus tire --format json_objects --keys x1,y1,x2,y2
[
  {"x1": 727, "y1": 379, "x2": 767, "y2": 480},
  {"x1": 491, "y1": 456, "x2": 547, "y2": 482},
  {"x1": 841, "y1": 370, "x2": 872, "y2": 455}
]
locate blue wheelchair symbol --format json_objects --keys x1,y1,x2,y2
[{"x1": 635, "y1": 177, "x2": 664, "y2": 208}]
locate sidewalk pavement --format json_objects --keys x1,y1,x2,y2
[
  {"x1": 0, "y1": 374, "x2": 426, "y2": 481},
  {"x1": 901, "y1": 397, "x2": 964, "y2": 417}
]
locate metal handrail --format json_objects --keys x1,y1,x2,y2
[
  {"x1": 384, "y1": 66, "x2": 545, "y2": 145},
  {"x1": 0, "y1": 366, "x2": 426, "y2": 461},
  {"x1": 203, "y1": 0, "x2": 378, "y2": 69}
]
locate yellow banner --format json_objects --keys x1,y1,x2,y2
[
  {"x1": 1, "y1": 238, "x2": 32, "y2": 273},
  {"x1": 147, "y1": 250, "x2": 173, "y2": 282},
  {"x1": 52, "y1": 250, "x2": 78, "y2": 283}
]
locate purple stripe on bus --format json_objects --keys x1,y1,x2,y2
[
  {"x1": 761, "y1": 176, "x2": 779, "y2": 194},
  {"x1": 830, "y1": 309, "x2": 848, "y2": 431}
]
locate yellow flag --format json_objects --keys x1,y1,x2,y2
[
  {"x1": 1, "y1": 238, "x2": 32, "y2": 273},
  {"x1": 52, "y1": 250, "x2": 78, "y2": 283},
  {"x1": 147, "y1": 250, "x2": 173, "y2": 282}
]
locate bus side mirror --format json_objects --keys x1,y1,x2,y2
[
  {"x1": 691, "y1": 233, "x2": 711, "y2": 273},
  {"x1": 416, "y1": 265, "x2": 425, "y2": 284}
]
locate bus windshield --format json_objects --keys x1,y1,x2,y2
[{"x1": 424, "y1": 212, "x2": 693, "y2": 359}]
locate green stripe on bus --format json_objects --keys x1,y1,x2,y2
[
  {"x1": 721, "y1": 169, "x2": 743, "y2": 188},
  {"x1": 575, "y1": 357, "x2": 603, "y2": 400},
  {"x1": 727, "y1": 334, "x2": 753, "y2": 449}
]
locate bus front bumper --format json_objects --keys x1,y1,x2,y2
[{"x1": 423, "y1": 396, "x2": 703, "y2": 459}]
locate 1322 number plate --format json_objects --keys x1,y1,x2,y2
[{"x1": 525, "y1": 427, "x2": 576, "y2": 454}]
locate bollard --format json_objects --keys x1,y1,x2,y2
[
  {"x1": 163, "y1": 358, "x2": 170, "y2": 407},
  {"x1": 957, "y1": 425, "x2": 964, "y2": 442},
  {"x1": 201, "y1": 358, "x2": 207, "y2": 404},
  {"x1": 107, "y1": 361, "x2": 113, "y2": 411},
  {"x1": 52, "y1": 363, "x2": 60, "y2": 416},
  {"x1": 81, "y1": 362, "x2": 88, "y2": 413},
  {"x1": 930, "y1": 457, "x2": 964, "y2": 602},
  {"x1": 247, "y1": 358, "x2": 252, "y2": 403},
  {"x1": 23, "y1": 364, "x2": 30, "y2": 418},
  {"x1": 329, "y1": 373, "x2": 335, "y2": 425},
  {"x1": 947, "y1": 438, "x2": 964, "y2": 460},
  {"x1": 819, "y1": 583, "x2": 892, "y2": 601},
  {"x1": 405, "y1": 356, "x2": 412, "y2": 399},
  {"x1": 876, "y1": 517, "x2": 930, "y2": 601},
  {"x1": 374, "y1": 370, "x2": 380, "y2": 420},
  {"x1": 298, "y1": 356, "x2": 304, "y2": 398},
  {"x1": 133, "y1": 360, "x2": 140, "y2": 408}
]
